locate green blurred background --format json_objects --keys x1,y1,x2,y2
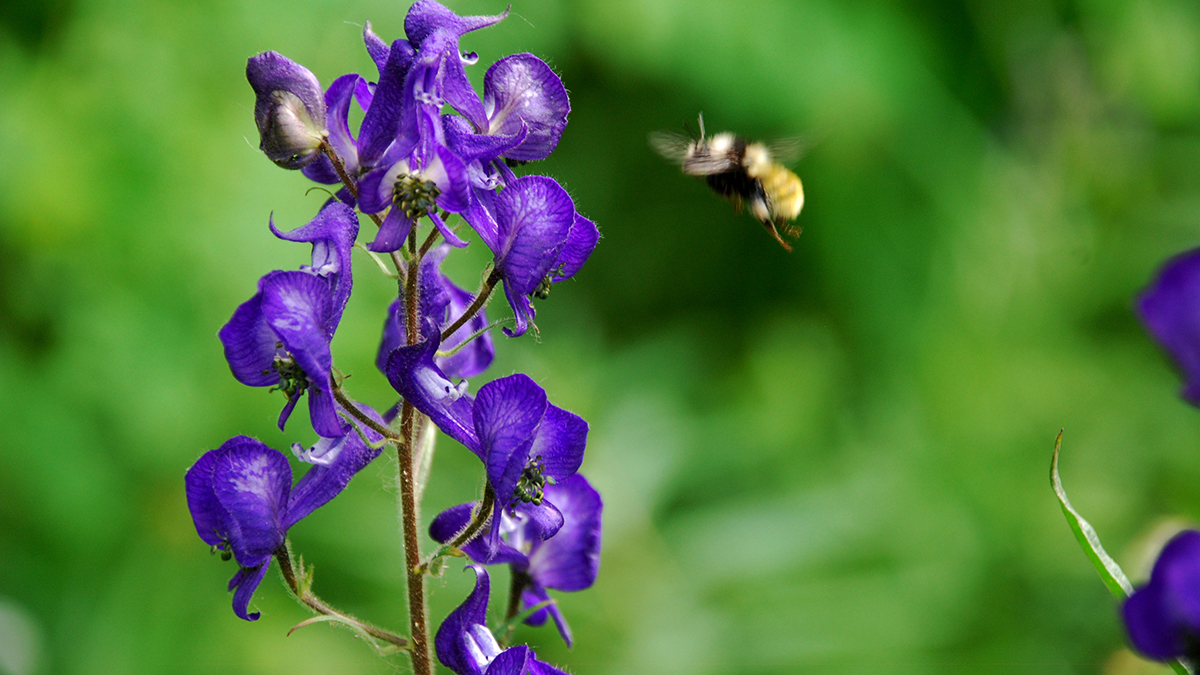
[{"x1": 3, "y1": 0, "x2": 1200, "y2": 672}]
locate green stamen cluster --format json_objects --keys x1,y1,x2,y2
[
  {"x1": 393, "y1": 173, "x2": 441, "y2": 220},
  {"x1": 513, "y1": 455, "x2": 547, "y2": 505}
]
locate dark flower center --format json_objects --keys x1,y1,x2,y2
[
  {"x1": 211, "y1": 536, "x2": 233, "y2": 562},
  {"x1": 513, "y1": 455, "x2": 547, "y2": 505},
  {"x1": 263, "y1": 343, "x2": 309, "y2": 401},
  {"x1": 531, "y1": 276, "x2": 552, "y2": 300},
  {"x1": 392, "y1": 173, "x2": 441, "y2": 220}
]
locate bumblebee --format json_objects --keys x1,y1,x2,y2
[{"x1": 650, "y1": 115, "x2": 805, "y2": 251}]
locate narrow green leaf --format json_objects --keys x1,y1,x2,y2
[{"x1": 1050, "y1": 431, "x2": 1194, "y2": 675}]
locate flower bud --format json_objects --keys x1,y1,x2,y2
[{"x1": 246, "y1": 51, "x2": 328, "y2": 169}]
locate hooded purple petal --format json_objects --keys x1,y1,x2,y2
[
  {"x1": 1123, "y1": 529, "x2": 1200, "y2": 661},
  {"x1": 483, "y1": 53, "x2": 568, "y2": 161},
  {"x1": 1138, "y1": 247, "x2": 1200, "y2": 405},
  {"x1": 269, "y1": 202, "x2": 360, "y2": 324},
  {"x1": 385, "y1": 330, "x2": 480, "y2": 453},
  {"x1": 247, "y1": 52, "x2": 327, "y2": 169},
  {"x1": 405, "y1": 0, "x2": 509, "y2": 47},
  {"x1": 229, "y1": 564, "x2": 270, "y2": 621},
  {"x1": 529, "y1": 404, "x2": 587, "y2": 481},
  {"x1": 435, "y1": 565, "x2": 495, "y2": 675}
]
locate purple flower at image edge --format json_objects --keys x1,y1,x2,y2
[
  {"x1": 184, "y1": 424, "x2": 382, "y2": 620},
  {"x1": 436, "y1": 566, "x2": 569, "y2": 675},
  {"x1": 431, "y1": 474, "x2": 601, "y2": 645},
  {"x1": 1137, "y1": 246, "x2": 1200, "y2": 406},
  {"x1": 1123, "y1": 529, "x2": 1200, "y2": 662},
  {"x1": 246, "y1": 51, "x2": 328, "y2": 169}
]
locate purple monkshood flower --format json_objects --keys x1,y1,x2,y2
[
  {"x1": 385, "y1": 352, "x2": 587, "y2": 556},
  {"x1": 219, "y1": 202, "x2": 359, "y2": 438},
  {"x1": 431, "y1": 474, "x2": 601, "y2": 646},
  {"x1": 247, "y1": 51, "x2": 328, "y2": 169},
  {"x1": 185, "y1": 425, "x2": 382, "y2": 620},
  {"x1": 436, "y1": 566, "x2": 569, "y2": 675},
  {"x1": 465, "y1": 175, "x2": 598, "y2": 337},
  {"x1": 376, "y1": 244, "x2": 494, "y2": 379},
  {"x1": 1123, "y1": 529, "x2": 1200, "y2": 661},
  {"x1": 1138, "y1": 246, "x2": 1200, "y2": 406},
  {"x1": 443, "y1": 52, "x2": 569, "y2": 164},
  {"x1": 301, "y1": 73, "x2": 372, "y2": 203}
]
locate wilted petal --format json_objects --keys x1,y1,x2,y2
[
  {"x1": 1138, "y1": 247, "x2": 1200, "y2": 405},
  {"x1": 247, "y1": 52, "x2": 327, "y2": 169},
  {"x1": 483, "y1": 54, "x2": 568, "y2": 161}
]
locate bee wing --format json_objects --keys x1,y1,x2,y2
[
  {"x1": 766, "y1": 134, "x2": 818, "y2": 165},
  {"x1": 648, "y1": 130, "x2": 693, "y2": 163}
]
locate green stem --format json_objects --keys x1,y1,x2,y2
[{"x1": 442, "y1": 268, "x2": 502, "y2": 343}]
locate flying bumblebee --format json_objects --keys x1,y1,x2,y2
[{"x1": 650, "y1": 115, "x2": 805, "y2": 251}]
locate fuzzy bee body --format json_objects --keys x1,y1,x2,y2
[{"x1": 651, "y1": 119, "x2": 805, "y2": 251}]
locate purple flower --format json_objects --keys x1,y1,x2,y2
[
  {"x1": 300, "y1": 73, "x2": 370, "y2": 201},
  {"x1": 184, "y1": 430, "x2": 382, "y2": 620},
  {"x1": 435, "y1": 566, "x2": 569, "y2": 675},
  {"x1": 470, "y1": 176, "x2": 598, "y2": 337},
  {"x1": 218, "y1": 203, "x2": 358, "y2": 438},
  {"x1": 1123, "y1": 530, "x2": 1200, "y2": 661},
  {"x1": 376, "y1": 244, "x2": 494, "y2": 379},
  {"x1": 431, "y1": 474, "x2": 601, "y2": 645},
  {"x1": 1138, "y1": 247, "x2": 1200, "y2": 406},
  {"x1": 443, "y1": 53, "x2": 569, "y2": 163},
  {"x1": 247, "y1": 52, "x2": 328, "y2": 169},
  {"x1": 384, "y1": 326, "x2": 478, "y2": 450}
]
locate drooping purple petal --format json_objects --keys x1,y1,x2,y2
[
  {"x1": 268, "y1": 202, "x2": 360, "y2": 324},
  {"x1": 519, "y1": 583, "x2": 573, "y2": 648},
  {"x1": 247, "y1": 52, "x2": 328, "y2": 169},
  {"x1": 210, "y1": 437, "x2": 291, "y2": 566},
  {"x1": 474, "y1": 374, "x2": 548, "y2": 502},
  {"x1": 1138, "y1": 247, "x2": 1200, "y2": 405},
  {"x1": 529, "y1": 404, "x2": 587, "y2": 481},
  {"x1": 302, "y1": 74, "x2": 363, "y2": 186},
  {"x1": 483, "y1": 53, "x2": 569, "y2": 161},
  {"x1": 283, "y1": 407, "x2": 385, "y2": 529},
  {"x1": 435, "y1": 565, "x2": 494, "y2": 675},
  {"x1": 501, "y1": 282, "x2": 536, "y2": 338},
  {"x1": 229, "y1": 564, "x2": 270, "y2": 621},
  {"x1": 385, "y1": 329, "x2": 480, "y2": 453},
  {"x1": 483, "y1": 646, "x2": 532, "y2": 675},
  {"x1": 528, "y1": 475, "x2": 601, "y2": 592},
  {"x1": 430, "y1": 503, "x2": 528, "y2": 566},
  {"x1": 552, "y1": 213, "x2": 599, "y2": 282},
  {"x1": 218, "y1": 287, "x2": 279, "y2": 387},
  {"x1": 444, "y1": 115, "x2": 528, "y2": 164}
]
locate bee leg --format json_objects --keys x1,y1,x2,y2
[{"x1": 763, "y1": 221, "x2": 795, "y2": 252}]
